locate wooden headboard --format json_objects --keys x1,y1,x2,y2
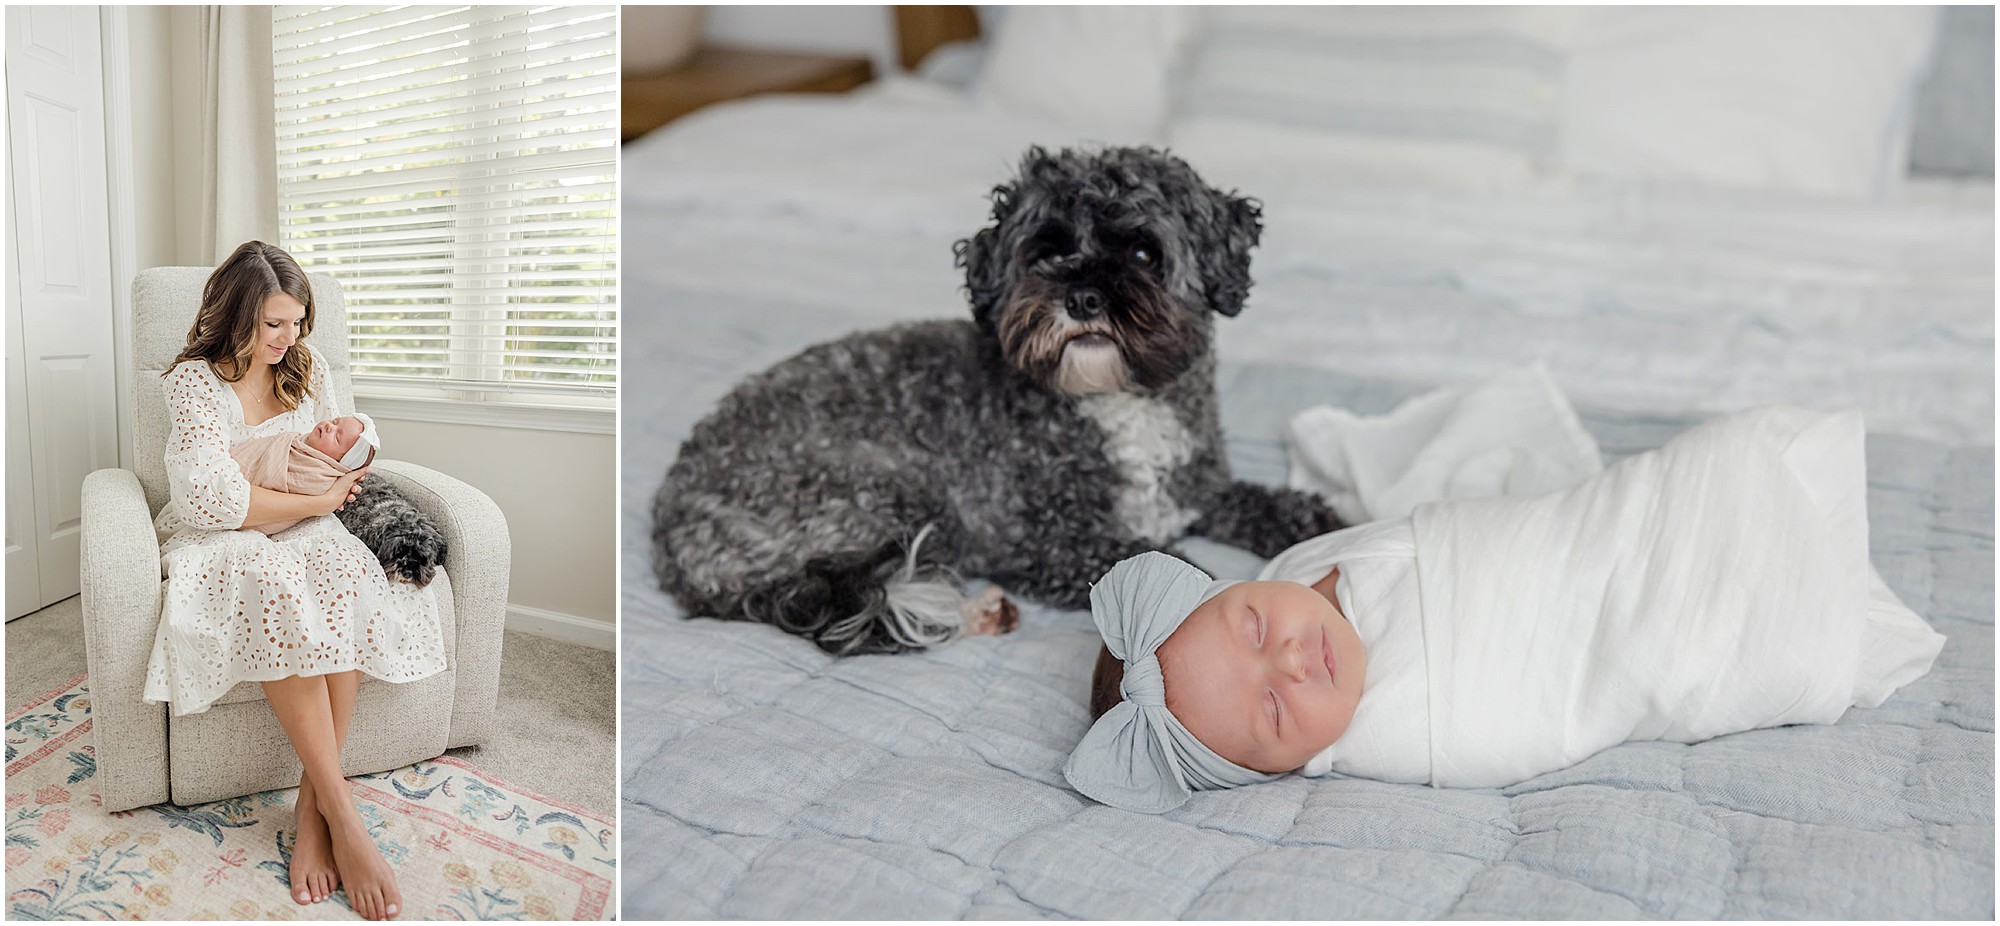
[{"x1": 894, "y1": 5, "x2": 980, "y2": 72}]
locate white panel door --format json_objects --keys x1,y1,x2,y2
[
  {"x1": 6, "y1": 189, "x2": 39, "y2": 618},
  {"x1": 5, "y1": 6, "x2": 121, "y2": 619}
]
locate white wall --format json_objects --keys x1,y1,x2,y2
[
  {"x1": 702, "y1": 5, "x2": 898, "y2": 76},
  {"x1": 114, "y1": 8, "x2": 616, "y2": 644}
]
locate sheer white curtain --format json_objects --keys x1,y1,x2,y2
[
  {"x1": 270, "y1": 6, "x2": 617, "y2": 405},
  {"x1": 194, "y1": 5, "x2": 280, "y2": 263}
]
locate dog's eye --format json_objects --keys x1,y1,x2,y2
[{"x1": 1131, "y1": 246, "x2": 1154, "y2": 266}]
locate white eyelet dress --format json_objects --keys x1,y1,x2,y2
[{"x1": 142, "y1": 345, "x2": 446, "y2": 716}]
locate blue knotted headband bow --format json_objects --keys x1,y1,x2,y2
[{"x1": 1063, "y1": 551, "x2": 1278, "y2": 813}]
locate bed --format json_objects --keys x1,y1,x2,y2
[{"x1": 620, "y1": 7, "x2": 1993, "y2": 917}]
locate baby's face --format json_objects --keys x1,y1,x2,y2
[
  {"x1": 306, "y1": 416, "x2": 364, "y2": 460},
  {"x1": 1156, "y1": 580, "x2": 1368, "y2": 774}
]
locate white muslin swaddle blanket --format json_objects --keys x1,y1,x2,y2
[
  {"x1": 1275, "y1": 404, "x2": 1944, "y2": 789},
  {"x1": 1288, "y1": 362, "x2": 1602, "y2": 524}
]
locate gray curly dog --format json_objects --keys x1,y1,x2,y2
[
  {"x1": 339, "y1": 479, "x2": 445, "y2": 588},
  {"x1": 652, "y1": 145, "x2": 1343, "y2": 655}
]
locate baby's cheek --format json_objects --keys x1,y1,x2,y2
[{"x1": 1309, "y1": 693, "x2": 1358, "y2": 754}]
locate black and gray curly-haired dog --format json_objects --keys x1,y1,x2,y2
[
  {"x1": 652, "y1": 145, "x2": 1343, "y2": 655},
  {"x1": 338, "y1": 479, "x2": 446, "y2": 588}
]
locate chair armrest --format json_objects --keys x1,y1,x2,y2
[
  {"x1": 78, "y1": 468, "x2": 169, "y2": 811},
  {"x1": 365, "y1": 459, "x2": 510, "y2": 748}
]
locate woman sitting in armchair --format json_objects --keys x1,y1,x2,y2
[{"x1": 143, "y1": 240, "x2": 444, "y2": 920}]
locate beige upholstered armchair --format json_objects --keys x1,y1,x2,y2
[{"x1": 79, "y1": 267, "x2": 510, "y2": 811}]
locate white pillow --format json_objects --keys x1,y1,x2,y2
[
  {"x1": 1559, "y1": 6, "x2": 1939, "y2": 198},
  {"x1": 975, "y1": 6, "x2": 1190, "y2": 144},
  {"x1": 913, "y1": 39, "x2": 985, "y2": 92},
  {"x1": 1167, "y1": 6, "x2": 1583, "y2": 191}
]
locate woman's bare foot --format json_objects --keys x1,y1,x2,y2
[
  {"x1": 961, "y1": 585, "x2": 1020, "y2": 636},
  {"x1": 317, "y1": 787, "x2": 402, "y2": 920},
  {"x1": 289, "y1": 776, "x2": 339, "y2": 904}
]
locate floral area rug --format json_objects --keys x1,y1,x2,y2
[{"x1": 5, "y1": 675, "x2": 615, "y2": 920}]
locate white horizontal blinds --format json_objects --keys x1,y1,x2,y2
[{"x1": 272, "y1": 5, "x2": 617, "y2": 399}]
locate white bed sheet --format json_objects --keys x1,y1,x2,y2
[{"x1": 624, "y1": 88, "x2": 1994, "y2": 446}]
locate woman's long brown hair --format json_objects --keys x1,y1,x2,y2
[{"x1": 165, "y1": 241, "x2": 317, "y2": 411}]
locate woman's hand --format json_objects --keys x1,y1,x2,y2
[
  {"x1": 245, "y1": 468, "x2": 371, "y2": 528},
  {"x1": 325, "y1": 466, "x2": 370, "y2": 514}
]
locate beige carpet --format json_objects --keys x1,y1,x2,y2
[
  {"x1": 4, "y1": 596, "x2": 615, "y2": 816},
  {"x1": 7, "y1": 676, "x2": 614, "y2": 919}
]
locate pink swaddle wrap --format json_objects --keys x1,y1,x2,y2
[{"x1": 228, "y1": 433, "x2": 366, "y2": 535}]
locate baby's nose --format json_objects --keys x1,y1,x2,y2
[{"x1": 1285, "y1": 639, "x2": 1309, "y2": 682}]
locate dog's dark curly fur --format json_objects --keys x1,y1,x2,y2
[
  {"x1": 653, "y1": 146, "x2": 1343, "y2": 655},
  {"x1": 338, "y1": 477, "x2": 446, "y2": 588}
]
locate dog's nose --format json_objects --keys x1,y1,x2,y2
[{"x1": 1066, "y1": 288, "x2": 1106, "y2": 320}]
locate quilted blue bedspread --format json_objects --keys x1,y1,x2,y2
[
  {"x1": 624, "y1": 362, "x2": 1992, "y2": 919},
  {"x1": 619, "y1": 95, "x2": 1994, "y2": 918}
]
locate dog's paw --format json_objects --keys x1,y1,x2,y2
[{"x1": 961, "y1": 585, "x2": 1020, "y2": 636}]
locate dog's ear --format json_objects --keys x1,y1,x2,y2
[
  {"x1": 954, "y1": 179, "x2": 1021, "y2": 329},
  {"x1": 957, "y1": 146, "x2": 1062, "y2": 326},
  {"x1": 1194, "y1": 190, "x2": 1262, "y2": 318}
]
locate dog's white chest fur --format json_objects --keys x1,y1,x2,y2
[{"x1": 1076, "y1": 394, "x2": 1199, "y2": 543}]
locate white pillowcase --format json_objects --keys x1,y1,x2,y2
[
  {"x1": 1559, "y1": 6, "x2": 1939, "y2": 198},
  {"x1": 1167, "y1": 6, "x2": 1584, "y2": 191},
  {"x1": 975, "y1": 6, "x2": 1190, "y2": 144}
]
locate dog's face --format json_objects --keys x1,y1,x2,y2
[
  {"x1": 954, "y1": 146, "x2": 1263, "y2": 395},
  {"x1": 379, "y1": 526, "x2": 443, "y2": 588}
]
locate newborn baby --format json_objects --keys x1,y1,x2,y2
[
  {"x1": 1116, "y1": 563, "x2": 1370, "y2": 778},
  {"x1": 230, "y1": 413, "x2": 379, "y2": 535},
  {"x1": 1065, "y1": 407, "x2": 1946, "y2": 813}
]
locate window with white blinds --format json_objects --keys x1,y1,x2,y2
[{"x1": 272, "y1": 5, "x2": 616, "y2": 405}]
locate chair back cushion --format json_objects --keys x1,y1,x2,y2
[{"x1": 130, "y1": 267, "x2": 351, "y2": 514}]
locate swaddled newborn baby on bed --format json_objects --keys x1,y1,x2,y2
[
  {"x1": 230, "y1": 412, "x2": 379, "y2": 535},
  {"x1": 1064, "y1": 406, "x2": 1946, "y2": 813}
]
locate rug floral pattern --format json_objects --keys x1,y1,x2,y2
[{"x1": 5, "y1": 676, "x2": 614, "y2": 920}]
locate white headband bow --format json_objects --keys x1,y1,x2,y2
[{"x1": 338, "y1": 412, "x2": 379, "y2": 470}]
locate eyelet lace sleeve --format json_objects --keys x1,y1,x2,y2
[{"x1": 162, "y1": 361, "x2": 252, "y2": 530}]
